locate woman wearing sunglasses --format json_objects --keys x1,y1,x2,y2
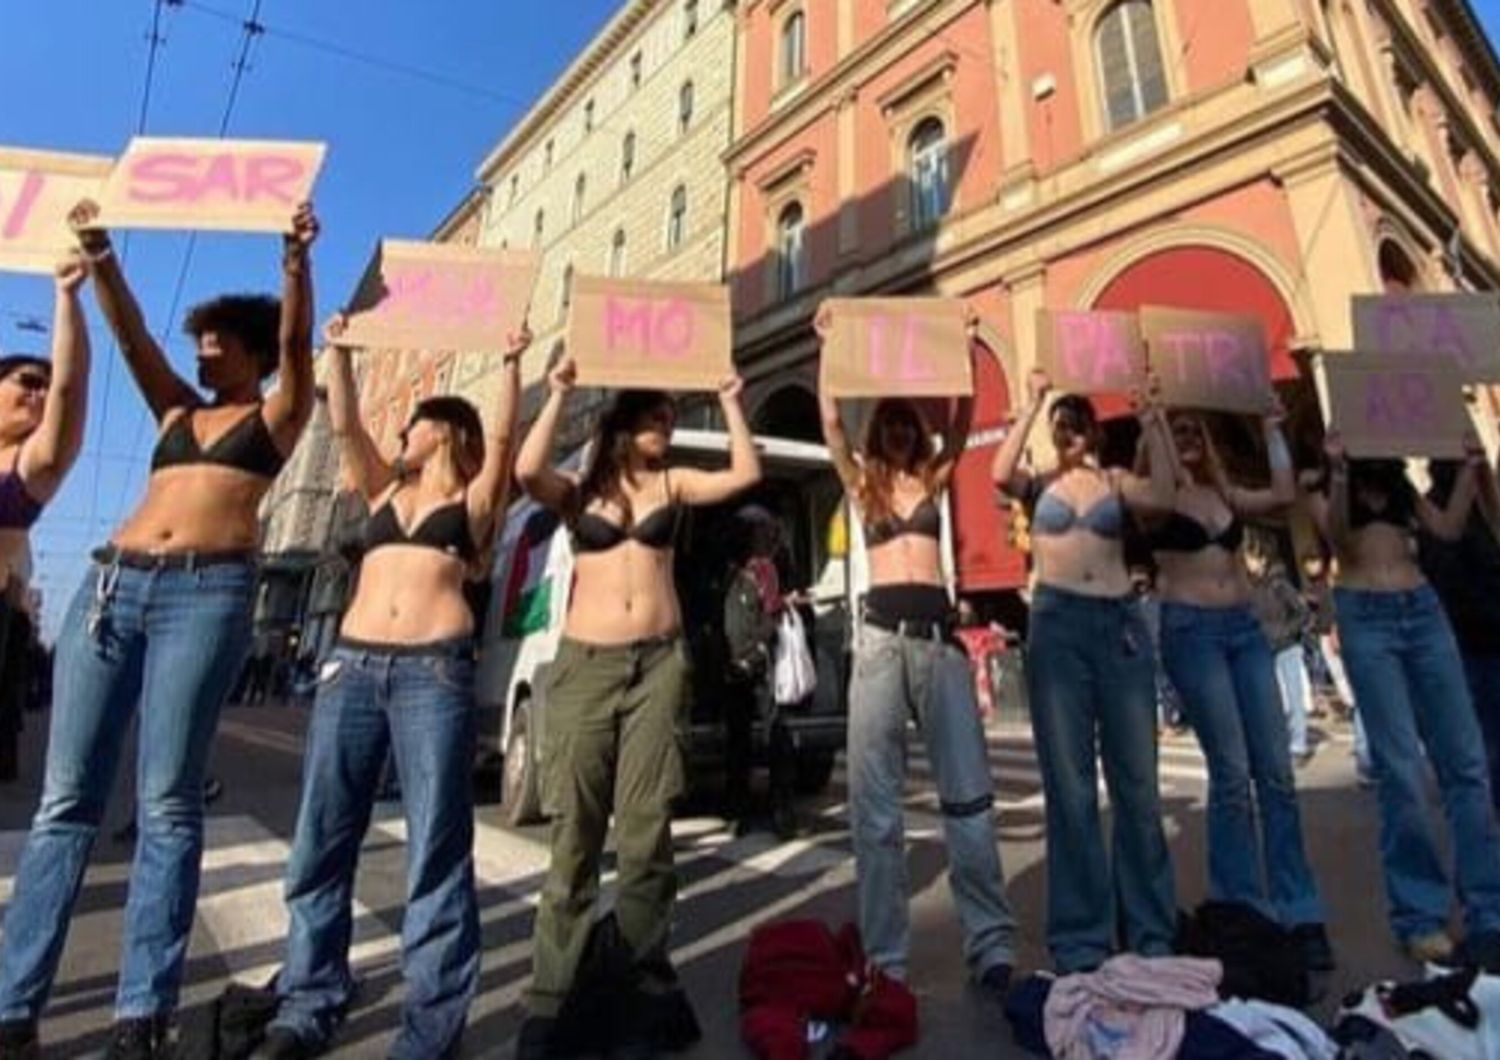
[
  {"x1": 256, "y1": 316, "x2": 529, "y2": 1060},
  {"x1": 0, "y1": 254, "x2": 93, "y2": 787},
  {"x1": 0, "y1": 201, "x2": 318, "y2": 1060}
]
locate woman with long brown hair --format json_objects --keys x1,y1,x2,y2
[
  {"x1": 818, "y1": 311, "x2": 1017, "y2": 997},
  {"x1": 514, "y1": 358, "x2": 759, "y2": 1057}
]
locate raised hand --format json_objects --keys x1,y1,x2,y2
[
  {"x1": 68, "y1": 199, "x2": 110, "y2": 255},
  {"x1": 1323, "y1": 431, "x2": 1347, "y2": 468},
  {"x1": 719, "y1": 374, "x2": 745, "y2": 402},
  {"x1": 813, "y1": 304, "x2": 833, "y2": 339},
  {"x1": 54, "y1": 250, "x2": 88, "y2": 294},
  {"x1": 1025, "y1": 368, "x2": 1052, "y2": 407},
  {"x1": 286, "y1": 203, "x2": 320, "y2": 255},
  {"x1": 506, "y1": 323, "x2": 534, "y2": 362},
  {"x1": 322, "y1": 313, "x2": 349, "y2": 346},
  {"x1": 549, "y1": 357, "x2": 578, "y2": 394}
]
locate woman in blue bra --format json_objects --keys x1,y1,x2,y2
[
  {"x1": 1139, "y1": 408, "x2": 1332, "y2": 971},
  {"x1": 0, "y1": 201, "x2": 319, "y2": 1059},
  {"x1": 816, "y1": 315, "x2": 1018, "y2": 1002},
  {"x1": 0, "y1": 254, "x2": 92, "y2": 788},
  {"x1": 513, "y1": 358, "x2": 758, "y2": 1059},
  {"x1": 254, "y1": 316, "x2": 530, "y2": 1060},
  {"x1": 1308, "y1": 434, "x2": 1500, "y2": 968},
  {"x1": 992, "y1": 370, "x2": 1177, "y2": 973}
]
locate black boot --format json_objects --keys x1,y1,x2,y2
[
  {"x1": 104, "y1": 1014, "x2": 174, "y2": 1059},
  {"x1": 0, "y1": 1020, "x2": 38, "y2": 1060}
]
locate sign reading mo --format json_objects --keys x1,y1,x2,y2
[{"x1": 570, "y1": 276, "x2": 732, "y2": 391}]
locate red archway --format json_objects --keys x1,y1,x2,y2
[{"x1": 952, "y1": 339, "x2": 1026, "y2": 591}]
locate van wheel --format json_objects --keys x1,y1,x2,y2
[
  {"x1": 793, "y1": 750, "x2": 837, "y2": 795},
  {"x1": 502, "y1": 701, "x2": 542, "y2": 827}
]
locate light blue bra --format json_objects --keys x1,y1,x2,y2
[{"x1": 1031, "y1": 488, "x2": 1125, "y2": 539}]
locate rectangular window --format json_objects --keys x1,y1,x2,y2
[{"x1": 630, "y1": 51, "x2": 643, "y2": 89}]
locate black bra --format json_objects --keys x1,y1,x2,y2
[
  {"x1": 1148, "y1": 511, "x2": 1244, "y2": 554},
  {"x1": 365, "y1": 493, "x2": 478, "y2": 564},
  {"x1": 150, "y1": 407, "x2": 285, "y2": 479},
  {"x1": 573, "y1": 504, "x2": 680, "y2": 553},
  {"x1": 865, "y1": 497, "x2": 942, "y2": 547}
]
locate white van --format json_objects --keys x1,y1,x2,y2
[{"x1": 473, "y1": 429, "x2": 859, "y2": 826}]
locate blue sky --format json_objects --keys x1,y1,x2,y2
[
  {"x1": 4, "y1": 0, "x2": 1500, "y2": 639},
  {"x1": 0, "y1": 0, "x2": 617, "y2": 637}
]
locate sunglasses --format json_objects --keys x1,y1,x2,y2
[{"x1": 5, "y1": 372, "x2": 49, "y2": 394}]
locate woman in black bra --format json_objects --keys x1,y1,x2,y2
[
  {"x1": 818, "y1": 310, "x2": 1018, "y2": 1000},
  {"x1": 1306, "y1": 434, "x2": 1500, "y2": 967},
  {"x1": 513, "y1": 358, "x2": 758, "y2": 1059},
  {"x1": 255, "y1": 316, "x2": 530, "y2": 1060},
  {"x1": 0, "y1": 201, "x2": 318, "y2": 1059},
  {"x1": 1139, "y1": 408, "x2": 1332, "y2": 970}
]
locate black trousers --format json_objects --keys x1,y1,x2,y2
[{"x1": 724, "y1": 672, "x2": 794, "y2": 817}]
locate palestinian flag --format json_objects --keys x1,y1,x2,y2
[{"x1": 502, "y1": 510, "x2": 560, "y2": 637}]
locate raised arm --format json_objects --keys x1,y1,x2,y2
[
  {"x1": 1226, "y1": 401, "x2": 1296, "y2": 518},
  {"x1": 1322, "y1": 433, "x2": 1352, "y2": 553},
  {"x1": 324, "y1": 315, "x2": 395, "y2": 502},
  {"x1": 991, "y1": 369, "x2": 1050, "y2": 500},
  {"x1": 69, "y1": 199, "x2": 196, "y2": 419},
  {"x1": 932, "y1": 315, "x2": 981, "y2": 491},
  {"x1": 264, "y1": 203, "x2": 319, "y2": 453},
  {"x1": 468, "y1": 325, "x2": 531, "y2": 542},
  {"x1": 675, "y1": 376, "x2": 762, "y2": 506},
  {"x1": 17, "y1": 254, "x2": 92, "y2": 503},
  {"x1": 1118, "y1": 380, "x2": 1175, "y2": 515},
  {"x1": 814, "y1": 307, "x2": 861, "y2": 493},
  {"x1": 1417, "y1": 434, "x2": 1483, "y2": 542},
  {"x1": 515, "y1": 358, "x2": 581, "y2": 514}
]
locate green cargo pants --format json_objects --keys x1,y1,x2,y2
[{"x1": 526, "y1": 636, "x2": 689, "y2": 1016}]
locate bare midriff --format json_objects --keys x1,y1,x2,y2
[
  {"x1": 340, "y1": 546, "x2": 476, "y2": 643},
  {"x1": 867, "y1": 532, "x2": 944, "y2": 589},
  {"x1": 1336, "y1": 525, "x2": 1427, "y2": 593},
  {"x1": 563, "y1": 544, "x2": 681, "y2": 645},
  {"x1": 110, "y1": 466, "x2": 269, "y2": 553},
  {"x1": 1031, "y1": 533, "x2": 1131, "y2": 598},
  {"x1": 1157, "y1": 549, "x2": 1252, "y2": 609}
]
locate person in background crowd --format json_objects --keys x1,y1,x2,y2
[
  {"x1": 953, "y1": 598, "x2": 1007, "y2": 722},
  {"x1": 513, "y1": 360, "x2": 758, "y2": 1058},
  {"x1": 1247, "y1": 548, "x2": 1317, "y2": 766},
  {"x1": 992, "y1": 369, "x2": 1178, "y2": 974},
  {"x1": 1304, "y1": 554, "x2": 1372, "y2": 785},
  {"x1": 0, "y1": 256, "x2": 92, "y2": 787},
  {"x1": 1128, "y1": 567, "x2": 1185, "y2": 735},
  {"x1": 1307, "y1": 433, "x2": 1500, "y2": 967},
  {"x1": 820, "y1": 312, "x2": 1018, "y2": 1001},
  {"x1": 723, "y1": 506, "x2": 799, "y2": 839},
  {"x1": 0, "y1": 201, "x2": 319, "y2": 1060},
  {"x1": 1139, "y1": 406, "x2": 1332, "y2": 971},
  {"x1": 255, "y1": 316, "x2": 528, "y2": 1060},
  {"x1": 1419, "y1": 456, "x2": 1500, "y2": 811}
]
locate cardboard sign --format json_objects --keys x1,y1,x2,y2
[
  {"x1": 568, "y1": 276, "x2": 732, "y2": 391},
  {"x1": 0, "y1": 147, "x2": 113, "y2": 274},
  {"x1": 1352, "y1": 294, "x2": 1500, "y2": 383},
  {"x1": 98, "y1": 137, "x2": 326, "y2": 233},
  {"x1": 820, "y1": 298, "x2": 971, "y2": 398},
  {"x1": 1141, "y1": 306, "x2": 1274, "y2": 414},
  {"x1": 1313, "y1": 352, "x2": 1470, "y2": 459},
  {"x1": 333, "y1": 241, "x2": 540, "y2": 353},
  {"x1": 1036, "y1": 309, "x2": 1146, "y2": 395}
]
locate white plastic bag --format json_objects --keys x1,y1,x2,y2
[{"x1": 773, "y1": 609, "x2": 817, "y2": 706}]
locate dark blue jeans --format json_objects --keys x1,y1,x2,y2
[
  {"x1": 1160, "y1": 602, "x2": 1324, "y2": 927},
  {"x1": 1025, "y1": 586, "x2": 1176, "y2": 973},
  {"x1": 0, "y1": 557, "x2": 254, "y2": 1020},
  {"x1": 1335, "y1": 586, "x2": 1500, "y2": 942},
  {"x1": 1464, "y1": 654, "x2": 1500, "y2": 813},
  {"x1": 270, "y1": 640, "x2": 479, "y2": 1060}
]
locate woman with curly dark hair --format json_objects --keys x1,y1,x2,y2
[
  {"x1": 513, "y1": 357, "x2": 758, "y2": 1058},
  {"x1": 0, "y1": 200, "x2": 319, "y2": 1060}
]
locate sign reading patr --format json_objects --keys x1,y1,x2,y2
[
  {"x1": 820, "y1": 297, "x2": 971, "y2": 399},
  {"x1": 0, "y1": 147, "x2": 113, "y2": 274},
  {"x1": 1140, "y1": 306, "x2": 1275, "y2": 414},
  {"x1": 333, "y1": 241, "x2": 540, "y2": 354},
  {"x1": 1352, "y1": 294, "x2": 1500, "y2": 384},
  {"x1": 97, "y1": 137, "x2": 326, "y2": 233},
  {"x1": 1314, "y1": 352, "x2": 1470, "y2": 459},
  {"x1": 569, "y1": 275, "x2": 732, "y2": 391},
  {"x1": 1036, "y1": 309, "x2": 1146, "y2": 395}
]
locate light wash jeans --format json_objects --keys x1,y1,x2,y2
[
  {"x1": 847, "y1": 624, "x2": 1017, "y2": 981},
  {"x1": 270, "y1": 640, "x2": 480, "y2": 1060},
  {"x1": 1025, "y1": 587, "x2": 1176, "y2": 973},
  {"x1": 1273, "y1": 645, "x2": 1313, "y2": 758},
  {"x1": 0, "y1": 557, "x2": 254, "y2": 1020},
  {"x1": 1335, "y1": 586, "x2": 1500, "y2": 943},
  {"x1": 1161, "y1": 603, "x2": 1324, "y2": 927}
]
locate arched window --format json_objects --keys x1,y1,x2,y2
[
  {"x1": 908, "y1": 117, "x2": 951, "y2": 230},
  {"x1": 560, "y1": 264, "x2": 575, "y2": 318},
  {"x1": 1378, "y1": 240, "x2": 1421, "y2": 294},
  {"x1": 621, "y1": 131, "x2": 637, "y2": 184},
  {"x1": 776, "y1": 202, "x2": 806, "y2": 300},
  {"x1": 683, "y1": 0, "x2": 699, "y2": 40},
  {"x1": 781, "y1": 11, "x2": 807, "y2": 87},
  {"x1": 610, "y1": 228, "x2": 628, "y2": 277},
  {"x1": 679, "y1": 81, "x2": 695, "y2": 135},
  {"x1": 573, "y1": 173, "x2": 587, "y2": 224},
  {"x1": 667, "y1": 185, "x2": 688, "y2": 250},
  {"x1": 1096, "y1": 0, "x2": 1168, "y2": 132},
  {"x1": 533, "y1": 209, "x2": 545, "y2": 249}
]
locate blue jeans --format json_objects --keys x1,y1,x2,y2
[
  {"x1": 1334, "y1": 586, "x2": 1500, "y2": 942},
  {"x1": 1025, "y1": 587, "x2": 1176, "y2": 973},
  {"x1": 847, "y1": 625, "x2": 1017, "y2": 980},
  {"x1": 1464, "y1": 654, "x2": 1500, "y2": 813},
  {"x1": 0, "y1": 557, "x2": 254, "y2": 1020},
  {"x1": 1160, "y1": 603, "x2": 1324, "y2": 927},
  {"x1": 271, "y1": 640, "x2": 479, "y2": 1060}
]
